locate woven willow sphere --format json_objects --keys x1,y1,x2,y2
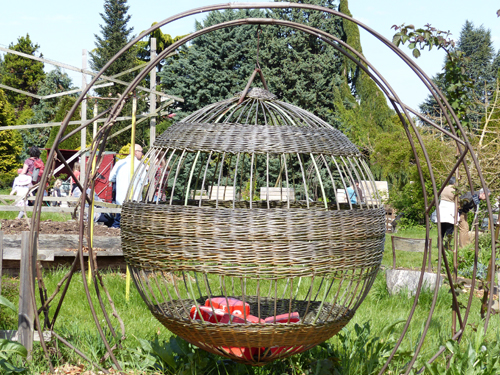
[{"x1": 121, "y1": 87, "x2": 386, "y2": 365}]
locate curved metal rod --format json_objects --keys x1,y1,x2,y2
[{"x1": 33, "y1": 3, "x2": 495, "y2": 371}]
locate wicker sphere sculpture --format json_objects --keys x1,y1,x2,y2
[{"x1": 121, "y1": 87, "x2": 386, "y2": 365}]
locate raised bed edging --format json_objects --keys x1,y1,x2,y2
[{"x1": 1, "y1": 235, "x2": 124, "y2": 276}]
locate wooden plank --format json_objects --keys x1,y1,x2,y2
[
  {"x1": 2, "y1": 234, "x2": 121, "y2": 252},
  {"x1": 260, "y1": 187, "x2": 295, "y2": 201},
  {"x1": 0, "y1": 330, "x2": 52, "y2": 342},
  {"x1": 18, "y1": 232, "x2": 36, "y2": 358},
  {"x1": 0, "y1": 206, "x2": 121, "y2": 213},
  {"x1": 0, "y1": 46, "x2": 183, "y2": 102},
  {"x1": 2, "y1": 249, "x2": 54, "y2": 262}
]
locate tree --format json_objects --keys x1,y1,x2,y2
[
  {"x1": 15, "y1": 69, "x2": 76, "y2": 159},
  {"x1": 0, "y1": 89, "x2": 23, "y2": 188},
  {"x1": 0, "y1": 34, "x2": 45, "y2": 112},
  {"x1": 89, "y1": 0, "x2": 151, "y2": 151},
  {"x1": 90, "y1": 0, "x2": 136, "y2": 97},
  {"x1": 160, "y1": 0, "x2": 351, "y2": 127},
  {"x1": 335, "y1": 0, "x2": 399, "y2": 151},
  {"x1": 44, "y1": 96, "x2": 82, "y2": 152},
  {"x1": 136, "y1": 23, "x2": 188, "y2": 84},
  {"x1": 413, "y1": 21, "x2": 499, "y2": 131},
  {"x1": 160, "y1": 8, "x2": 266, "y2": 117}
]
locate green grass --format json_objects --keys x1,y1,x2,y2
[
  {"x1": 382, "y1": 226, "x2": 445, "y2": 271},
  {"x1": 2, "y1": 226, "x2": 499, "y2": 374}
]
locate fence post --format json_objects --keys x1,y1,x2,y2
[{"x1": 18, "y1": 231, "x2": 36, "y2": 358}]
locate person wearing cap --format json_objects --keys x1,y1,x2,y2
[
  {"x1": 458, "y1": 187, "x2": 490, "y2": 248},
  {"x1": 10, "y1": 169, "x2": 33, "y2": 219},
  {"x1": 108, "y1": 144, "x2": 144, "y2": 228}
]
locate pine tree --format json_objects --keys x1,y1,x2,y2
[
  {"x1": 160, "y1": 2, "x2": 350, "y2": 126},
  {"x1": 90, "y1": 0, "x2": 136, "y2": 97},
  {"x1": 0, "y1": 34, "x2": 45, "y2": 112},
  {"x1": 160, "y1": 9, "x2": 266, "y2": 117},
  {"x1": 89, "y1": 0, "x2": 151, "y2": 151}
]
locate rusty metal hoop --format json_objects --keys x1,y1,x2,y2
[{"x1": 28, "y1": 3, "x2": 496, "y2": 373}]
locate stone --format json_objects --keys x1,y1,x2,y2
[{"x1": 385, "y1": 269, "x2": 442, "y2": 297}]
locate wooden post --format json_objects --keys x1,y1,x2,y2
[
  {"x1": 0, "y1": 231, "x2": 3, "y2": 295},
  {"x1": 93, "y1": 101, "x2": 98, "y2": 140},
  {"x1": 18, "y1": 231, "x2": 36, "y2": 358},
  {"x1": 149, "y1": 37, "x2": 157, "y2": 147},
  {"x1": 80, "y1": 49, "x2": 87, "y2": 186}
]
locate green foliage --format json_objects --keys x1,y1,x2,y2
[
  {"x1": 424, "y1": 329, "x2": 500, "y2": 374},
  {"x1": 0, "y1": 34, "x2": 45, "y2": 112},
  {"x1": 89, "y1": 0, "x2": 136, "y2": 97},
  {"x1": 0, "y1": 295, "x2": 27, "y2": 374},
  {"x1": 395, "y1": 22, "x2": 499, "y2": 132},
  {"x1": 452, "y1": 232, "x2": 494, "y2": 280},
  {"x1": 136, "y1": 23, "x2": 188, "y2": 85},
  {"x1": 0, "y1": 89, "x2": 23, "y2": 187},
  {"x1": 44, "y1": 96, "x2": 82, "y2": 152},
  {"x1": 30, "y1": 68, "x2": 74, "y2": 124},
  {"x1": 335, "y1": 0, "x2": 399, "y2": 152},
  {"x1": 333, "y1": 321, "x2": 411, "y2": 374},
  {"x1": 161, "y1": 1, "x2": 346, "y2": 127},
  {"x1": 0, "y1": 89, "x2": 16, "y2": 126}
]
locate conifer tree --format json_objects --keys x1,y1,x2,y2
[
  {"x1": 160, "y1": 1, "x2": 349, "y2": 126},
  {"x1": 90, "y1": 0, "x2": 136, "y2": 97},
  {"x1": 419, "y1": 21, "x2": 499, "y2": 131},
  {"x1": 0, "y1": 34, "x2": 45, "y2": 112},
  {"x1": 90, "y1": 0, "x2": 148, "y2": 150},
  {"x1": 0, "y1": 89, "x2": 23, "y2": 187}
]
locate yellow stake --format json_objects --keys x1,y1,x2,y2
[{"x1": 126, "y1": 93, "x2": 137, "y2": 302}]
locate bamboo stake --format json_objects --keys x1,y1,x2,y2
[{"x1": 126, "y1": 93, "x2": 138, "y2": 302}]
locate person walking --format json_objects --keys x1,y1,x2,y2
[
  {"x1": 11, "y1": 169, "x2": 32, "y2": 219},
  {"x1": 438, "y1": 177, "x2": 456, "y2": 249},
  {"x1": 108, "y1": 144, "x2": 144, "y2": 228}
]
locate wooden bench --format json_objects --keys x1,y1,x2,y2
[
  {"x1": 260, "y1": 187, "x2": 295, "y2": 202},
  {"x1": 208, "y1": 186, "x2": 235, "y2": 201},
  {"x1": 391, "y1": 236, "x2": 433, "y2": 272}
]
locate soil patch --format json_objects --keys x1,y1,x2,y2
[{"x1": 0, "y1": 219, "x2": 120, "y2": 236}]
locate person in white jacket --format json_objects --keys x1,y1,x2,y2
[
  {"x1": 11, "y1": 170, "x2": 33, "y2": 219},
  {"x1": 108, "y1": 144, "x2": 143, "y2": 228},
  {"x1": 438, "y1": 177, "x2": 456, "y2": 248}
]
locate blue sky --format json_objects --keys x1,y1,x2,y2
[{"x1": 1, "y1": 0, "x2": 499, "y2": 111}]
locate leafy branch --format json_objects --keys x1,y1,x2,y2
[{"x1": 392, "y1": 23, "x2": 474, "y2": 130}]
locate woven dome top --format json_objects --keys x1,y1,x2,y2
[{"x1": 153, "y1": 87, "x2": 360, "y2": 157}]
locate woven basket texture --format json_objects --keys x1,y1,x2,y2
[{"x1": 121, "y1": 88, "x2": 385, "y2": 364}]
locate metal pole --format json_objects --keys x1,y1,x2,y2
[{"x1": 149, "y1": 38, "x2": 157, "y2": 147}]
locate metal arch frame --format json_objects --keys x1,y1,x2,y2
[{"x1": 28, "y1": 3, "x2": 495, "y2": 374}]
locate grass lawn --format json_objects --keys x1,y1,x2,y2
[{"x1": 1, "y1": 226, "x2": 499, "y2": 373}]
